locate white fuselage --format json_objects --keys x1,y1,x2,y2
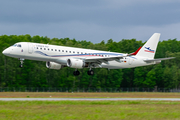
[{"x1": 2, "y1": 42, "x2": 155, "y2": 69}]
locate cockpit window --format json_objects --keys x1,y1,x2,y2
[
  {"x1": 17, "y1": 44, "x2": 21, "y2": 47},
  {"x1": 12, "y1": 44, "x2": 17, "y2": 47}
]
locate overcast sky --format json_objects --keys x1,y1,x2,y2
[{"x1": 1, "y1": 0, "x2": 180, "y2": 43}]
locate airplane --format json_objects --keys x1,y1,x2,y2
[{"x1": 2, "y1": 33, "x2": 174, "y2": 76}]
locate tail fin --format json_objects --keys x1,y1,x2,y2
[{"x1": 136, "y1": 33, "x2": 160, "y2": 58}]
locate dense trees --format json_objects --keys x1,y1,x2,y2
[{"x1": 0, "y1": 35, "x2": 179, "y2": 89}]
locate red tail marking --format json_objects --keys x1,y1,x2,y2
[{"x1": 130, "y1": 46, "x2": 142, "y2": 55}]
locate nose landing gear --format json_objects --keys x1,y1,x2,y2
[{"x1": 19, "y1": 58, "x2": 24, "y2": 68}]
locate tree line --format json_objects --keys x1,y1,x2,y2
[{"x1": 0, "y1": 35, "x2": 179, "y2": 89}]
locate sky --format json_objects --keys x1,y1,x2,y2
[{"x1": 1, "y1": 0, "x2": 180, "y2": 43}]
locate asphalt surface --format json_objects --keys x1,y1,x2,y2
[{"x1": 0, "y1": 98, "x2": 180, "y2": 101}]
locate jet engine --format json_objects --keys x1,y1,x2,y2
[
  {"x1": 46, "y1": 61, "x2": 62, "y2": 70},
  {"x1": 67, "y1": 59, "x2": 84, "y2": 69}
]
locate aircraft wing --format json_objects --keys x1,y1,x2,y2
[
  {"x1": 82, "y1": 46, "x2": 142, "y2": 64},
  {"x1": 143, "y1": 57, "x2": 175, "y2": 62},
  {"x1": 83, "y1": 55, "x2": 128, "y2": 64}
]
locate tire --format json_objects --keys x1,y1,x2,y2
[
  {"x1": 90, "y1": 70, "x2": 94, "y2": 75},
  {"x1": 19, "y1": 64, "x2": 23, "y2": 68},
  {"x1": 73, "y1": 71, "x2": 80, "y2": 76},
  {"x1": 87, "y1": 70, "x2": 94, "y2": 75}
]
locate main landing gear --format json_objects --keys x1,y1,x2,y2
[
  {"x1": 19, "y1": 58, "x2": 24, "y2": 68},
  {"x1": 73, "y1": 70, "x2": 80, "y2": 76},
  {"x1": 87, "y1": 67, "x2": 94, "y2": 75},
  {"x1": 87, "y1": 70, "x2": 94, "y2": 75},
  {"x1": 73, "y1": 69, "x2": 94, "y2": 76}
]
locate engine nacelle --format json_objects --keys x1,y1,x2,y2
[
  {"x1": 67, "y1": 59, "x2": 84, "y2": 69},
  {"x1": 46, "y1": 61, "x2": 62, "y2": 70}
]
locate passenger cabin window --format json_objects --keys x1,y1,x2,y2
[
  {"x1": 40, "y1": 48, "x2": 42, "y2": 50},
  {"x1": 59, "y1": 50, "x2": 60, "y2": 52},
  {"x1": 69, "y1": 51, "x2": 71, "y2": 53},
  {"x1": 51, "y1": 49, "x2": 53, "y2": 51},
  {"x1": 62, "y1": 50, "x2": 64, "y2": 52},
  {"x1": 44, "y1": 48, "x2": 46, "y2": 50},
  {"x1": 55, "y1": 49, "x2": 57, "y2": 51},
  {"x1": 48, "y1": 48, "x2": 49, "y2": 50},
  {"x1": 37, "y1": 47, "x2": 38, "y2": 49}
]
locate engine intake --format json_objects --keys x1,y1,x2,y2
[
  {"x1": 46, "y1": 61, "x2": 62, "y2": 70},
  {"x1": 67, "y1": 59, "x2": 84, "y2": 69}
]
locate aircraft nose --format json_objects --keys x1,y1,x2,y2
[{"x1": 2, "y1": 48, "x2": 10, "y2": 55}]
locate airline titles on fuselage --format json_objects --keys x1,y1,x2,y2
[{"x1": 35, "y1": 45, "x2": 49, "y2": 48}]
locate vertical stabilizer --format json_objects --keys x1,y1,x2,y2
[{"x1": 136, "y1": 33, "x2": 160, "y2": 58}]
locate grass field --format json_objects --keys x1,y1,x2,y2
[
  {"x1": 0, "y1": 101, "x2": 180, "y2": 120},
  {"x1": 1, "y1": 92, "x2": 180, "y2": 120},
  {"x1": 0, "y1": 92, "x2": 180, "y2": 98}
]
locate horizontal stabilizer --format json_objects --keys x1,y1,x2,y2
[{"x1": 143, "y1": 57, "x2": 175, "y2": 62}]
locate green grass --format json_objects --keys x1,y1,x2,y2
[{"x1": 0, "y1": 101, "x2": 180, "y2": 120}]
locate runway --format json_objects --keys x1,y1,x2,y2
[{"x1": 0, "y1": 98, "x2": 180, "y2": 101}]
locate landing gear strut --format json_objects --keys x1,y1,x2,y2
[
  {"x1": 19, "y1": 58, "x2": 24, "y2": 68},
  {"x1": 73, "y1": 69, "x2": 80, "y2": 76}
]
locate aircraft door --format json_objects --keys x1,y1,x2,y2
[{"x1": 28, "y1": 43, "x2": 33, "y2": 54}]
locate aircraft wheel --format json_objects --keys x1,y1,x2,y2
[
  {"x1": 87, "y1": 71, "x2": 90, "y2": 75},
  {"x1": 73, "y1": 70, "x2": 80, "y2": 76},
  {"x1": 76, "y1": 71, "x2": 80, "y2": 76},
  {"x1": 19, "y1": 64, "x2": 23, "y2": 68},
  {"x1": 87, "y1": 70, "x2": 94, "y2": 75}
]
